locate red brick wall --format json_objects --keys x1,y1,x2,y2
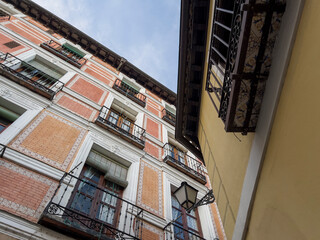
[
  {"x1": 146, "y1": 98, "x2": 162, "y2": 117},
  {"x1": 141, "y1": 222, "x2": 164, "y2": 240},
  {"x1": 82, "y1": 61, "x2": 116, "y2": 87},
  {"x1": 0, "y1": 30, "x2": 30, "y2": 55},
  {"x1": 67, "y1": 75, "x2": 109, "y2": 105},
  {"x1": 55, "y1": 92, "x2": 99, "y2": 121},
  {"x1": 3, "y1": 19, "x2": 49, "y2": 45},
  {"x1": 144, "y1": 140, "x2": 161, "y2": 160},
  {"x1": 0, "y1": 159, "x2": 58, "y2": 223},
  {"x1": 145, "y1": 116, "x2": 161, "y2": 141},
  {"x1": 90, "y1": 56, "x2": 119, "y2": 74},
  {"x1": 137, "y1": 161, "x2": 163, "y2": 217},
  {"x1": 9, "y1": 110, "x2": 87, "y2": 171}
]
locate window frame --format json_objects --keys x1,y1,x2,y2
[
  {"x1": 171, "y1": 194, "x2": 203, "y2": 239},
  {"x1": 67, "y1": 164, "x2": 124, "y2": 228}
]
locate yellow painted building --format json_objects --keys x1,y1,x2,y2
[{"x1": 176, "y1": 0, "x2": 320, "y2": 239}]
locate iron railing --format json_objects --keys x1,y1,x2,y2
[
  {"x1": 0, "y1": 53, "x2": 64, "y2": 100},
  {"x1": 0, "y1": 10, "x2": 10, "y2": 21},
  {"x1": 206, "y1": 0, "x2": 286, "y2": 133},
  {"x1": 41, "y1": 172, "x2": 144, "y2": 239},
  {"x1": 163, "y1": 143, "x2": 206, "y2": 184},
  {"x1": 113, "y1": 79, "x2": 146, "y2": 107},
  {"x1": 95, "y1": 106, "x2": 146, "y2": 149},
  {"x1": 40, "y1": 40, "x2": 87, "y2": 68},
  {"x1": 162, "y1": 109, "x2": 176, "y2": 126},
  {"x1": 164, "y1": 222, "x2": 205, "y2": 240}
]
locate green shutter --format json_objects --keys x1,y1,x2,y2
[
  {"x1": 0, "y1": 106, "x2": 19, "y2": 122},
  {"x1": 63, "y1": 43, "x2": 86, "y2": 58},
  {"x1": 122, "y1": 78, "x2": 140, "y2": 92}
]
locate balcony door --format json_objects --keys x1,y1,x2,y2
[
  {"x1": 68, "y1": 165, "x2": 123, "y2": 228},
  {"x1": 171, "y1": 195, "x2": 203, "y2": 240},
  {"x1": 107, "y1": 109, "x2": 134, "y2": 134}
]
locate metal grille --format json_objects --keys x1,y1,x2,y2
[
  {"x1": 206, "y1": 0, "x2": 286, "y2": 133},
  {"x1": 4, "y1": 41, "x2": 20, "y2": 49},
  {"x1": 41, "y1": 171, "x2": 144, "y2": 239}
]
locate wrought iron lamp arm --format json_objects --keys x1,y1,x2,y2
[
  {"x1": 186, "y1": 189, "x2": 215, "y2": 213},
  {"x1": 163, "y1": 189, "x2": 215, "y2": 230}
]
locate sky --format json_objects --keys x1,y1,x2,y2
[{"x1": 32, "y1": 0, "x2": 181, "y2": 92}]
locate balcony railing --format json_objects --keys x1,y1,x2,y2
[
  {"x1": 113, "y1": 79, "x2": 146, "y2": 107},
  {"x1": 206, "y1": 0, "x2": 286, "y2": 134},
  {"x1": 163, "y1": 144, "x2": 206, "y2": 184},
  {"x1": 40, "y1": 40, "x2": 87, "y2": 68},
  {"x1": 95, "y1": 106, "x2": 146, "y2": 149},
  {"x1": 0, "y1": 53, "x2": 64, "y2": 100},
  {"x1": 0, "y1": 10, "x2": 10, "y2": 21},
  {"x1": 164, "y1": 222, "x2": 205, "y2": 240},
  {"x1": 40, "y1": 172, "x2": 144, "y2": 240},
  {"x1": 162, "y1": 109, "x2": 176, "y2": 126}
]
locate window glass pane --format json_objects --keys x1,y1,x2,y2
[
  {"x1": 0, "y1": 123, "x2": 7, "y2": 133},
  {"x1": 171, "y1": 196, "x2": 181, "y2": 209},
  {"x1": 172, "y1": 208, "x2": 183, "y2": 224},
  {"x1": 121, "y1": 119, "x2": 131, "y2": 132},
  {"x1": 83, "y1": 166, "x2": 100, "y2": 183},
  {"x1": 78, "y1": 181, "x2": 96, "y2": 197},
  {"x1": 101, "y1": 190, "x2": 118, "y2": 207},
  {"x1": 70, "y1": 193, "x2": 92, "y2": 215},
  {"x1": 96, "y1": 204, "x2": 115, "y2": 224},
  {"x1": 187, "y1": 215, "x2": 198, "y2": 231},
  {"x1": 174, "y1": 225, "x2": 185, "y2": 239},
  {"x1": 178, "y1": 150, "x2": 184, "y2": 163},
  {"x1": 108, "y1": 112, "x2": 119, "y2": 125}
]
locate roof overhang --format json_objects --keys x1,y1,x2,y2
[{"x1": 175, "y1": 0, "x2": 210, "y2": 161}]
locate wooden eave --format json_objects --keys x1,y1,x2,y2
[{"x1": 175, "y1": 0, "x2": 210, "y2": 161}]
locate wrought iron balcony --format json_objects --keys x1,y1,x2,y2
[
  {"x1": 95, "y1": 106, "x2": 146, "y2": 149},
  {"x1": 162, "y1": 109, "x2": 176, "y2": 126},
  {"x1": 164, "y1": 222, "x2": 205, "y2": 240},
  {"x1": 113, "y1": 79, "x2": 146, "y2": 107},
  {"x1": 40, "y1": 40, "x2": 87, "y2": 68},
  {"x1": 40, "y1": 172, "x2": 144, "y2": 240},
  {"x1": 0, "y1": 53, "x2": 64, "y2": 100},
  {"x1": 0, "y1": 10, "x2": 10, "y2": 21},
  {"x1": 163, "y1": 144, "x2": 206, "y2": 184},
  {"x1": 206, "y1": 0, "x2": 286, "y2": 134}
]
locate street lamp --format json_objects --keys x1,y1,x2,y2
[{"x1": 173, "y1": 181, "x2": 215, "y2": 212}]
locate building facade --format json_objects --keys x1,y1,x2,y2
[
  {"x1": 0, "y1": 1, "x2": 221, "y2": 239},
  {"x1": 176, "y1": 0, "x2": 320, "y2": 240}
]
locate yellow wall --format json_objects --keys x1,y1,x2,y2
[
  {"x1": 247, "y1": 1, "x2": 320, "y2": 239},
  {"x1": 197, "y1": 2, "x2": 254, "y2": 239}
]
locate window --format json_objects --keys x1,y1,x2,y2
[
  {"x1": 17, "y1": 57, "x2": 64, "y2": 87},
  {"x1": 40, "y1": 40, "x2": 87, "y2": 68},
  {"x1": 162, "y1": 104, "x2": 176, "y2": 126},
  {"x1": 171, "y1": 195, "x2": 202, "y2": 239},
  {"x1": 168, "y1": 143, "x2": 186, "y2": 165},
  {"x1": 112, "y1": 76, "x2": 146, "y2": 107},
  {"x1": 0, "y1": 105, "x2": 19, "y2": 133},
  {"x1": 0, "y1": 98, "x2": 25, "y2": 135},
  {"x1": 107, "y1": 108, "x2": 134, "y2": 134},
  {"x1": 68, "y1": 164, "x2": 123, "y2": 227},
  {"x1": 0, "y1": 53, "x2": 66, "y2": 99}
]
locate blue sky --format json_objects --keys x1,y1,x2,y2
[{"x1": 32, "y1": 0, "x2": 181, "y2": 92}]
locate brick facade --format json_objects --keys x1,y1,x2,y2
[
  {"x1": 9, "y1": 110, "x2": 87, "y2": 171},
  {"x1": 0, "y1": 159, "x2": 58, "y2": 223},
  {"x1": 137, "y1": 161, "x2": 163, "y2": 217}
]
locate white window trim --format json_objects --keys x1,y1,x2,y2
[{"x1": 163, "y1": 172, "x2": 217, "y2": 240}]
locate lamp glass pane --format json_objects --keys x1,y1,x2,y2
[
  {"x1": 186, "y1": 185, "x2": 198, "y2": 206},
  {"x1": 174, "y1": 185, "x2": 187, "y2": 207}
]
